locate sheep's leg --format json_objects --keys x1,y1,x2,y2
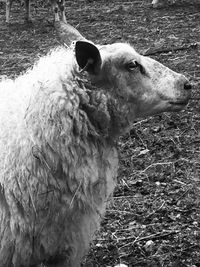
[
  {"x1": 5, "y1": 0, "x2": 13, "y2": 23},
  {"x1": 44, "y1": 239, "x2": 85, "y2": 267},
  {"x1": 51, "y1": 0, "x2": 66, "y2": 22},
  {"x1": 51, "y1": 0, "x2": 59, "y2": 21},
  {"x1": 57, "y1": 0, "x2": 66, "y2": 23},
  {"x1": 24, "y1": 0, "x2": 31, "y2": 22},
  {"x1": 60, "y1": 0, "x2": 66, "y2": 23},
  {"x1": 44, "y1": 212, "x2": 99, "y2": 267}
]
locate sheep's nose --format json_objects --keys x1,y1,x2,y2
[{"x1": 184, "y1": 81, "x2": 192, "y2": 90}]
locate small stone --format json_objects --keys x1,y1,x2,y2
[
  {"x1": 144, "y1": 240, "x2": 155, "y2": 252},
  {"x1": 155, "y1": 181, "x2": 161, "y2": 186}
]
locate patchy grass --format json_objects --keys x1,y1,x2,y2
[{"x1": 0, "y1": 0, "x2": 200, "y2": 266}]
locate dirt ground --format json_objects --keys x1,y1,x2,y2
[{"x1": 1, "y1": 0, "x2": 200, "y2": 266}]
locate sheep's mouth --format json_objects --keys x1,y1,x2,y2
[
  {"x1": 169, "y1": 100, "x2": 189, "y2": 106},
  {"x1": 168, "y1": 100, "x2": 189, "y2": 111}
]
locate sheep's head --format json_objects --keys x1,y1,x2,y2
[
  {"x1": 152, "y1": 0, "x2": 161, "y2": 8},
  {"x1": 151, "y1": 0, "x2": 176, "y2": 8},
  {"x1": 74, "y1": 41, "x2": 191, "y2": 122},
  {"x1": 55, "y1": 21, "x2": 191, "y2": 135}
]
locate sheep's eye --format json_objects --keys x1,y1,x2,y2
[
  {"x1": 125, "y1": 61, "x2": 139, "y2": 71},
  {"x1": 125, "y1": 61, "x2": 146, "y2": 75}
]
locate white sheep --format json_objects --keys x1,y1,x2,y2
[
  {"x1": 0, "y1": 0, "x2": 66, "y2": 23},
  {"x1": 0, "y1": 21, "x2": 191, "y2": 267},
  {"x1": 152, "y1": 0, "x2": 176, "y2": 8}
]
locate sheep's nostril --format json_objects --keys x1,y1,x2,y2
[{"x1": 184, "y1": 81, "x2": 192, "y2": 90}]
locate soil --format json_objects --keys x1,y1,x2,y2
[{"x1": 1, "y1": 0, "x2": 200, "y2": 266}]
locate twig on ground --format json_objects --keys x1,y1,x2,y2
[
  {"x1": 133, "y1": 230, "x2": 180, "y2": 243},
  {"x1": 106, "y1": 209, "x2": 134, "y2": 215},
  {"x1": 118, "y1": 230, "x2": 180, "y2": 250},
  {"x1": 140, "y1": 161, "x2": 175, "y2": 173},
  {"x1": 140, "y1": 158, "x2": 200, "y2": 174},
  {"x1": 143, "y1": 43, "x2": 198, "y2": 56},
  {"x1": 145, "y1": 201, "x2": 166, "y2": 220}
]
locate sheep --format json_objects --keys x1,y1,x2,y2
[
  {"x1": 0, "y1": 19, "x2": 191, "y2": 267},
  {"x1": 152, "y1": 0, "x2": 160, "y2": 8},
  {"x1": 152, "y1": 0, "x2": 176, "y2": 8},
  {"x1": 0, "y1": 0, "x2": 66, "y2": 23}
]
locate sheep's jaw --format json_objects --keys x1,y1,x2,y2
[
  {"x1": 168, "y1": 99, "x2": 190, "y2": 110},
  {"x1": 131, "y1": 95, "x2": 190, "y2": 119}
]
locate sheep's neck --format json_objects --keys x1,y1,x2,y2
[{"x1": 77, "y1": 78, "x2": 132, "y2": 141}]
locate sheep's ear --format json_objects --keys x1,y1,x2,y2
[{"x1": 75, "y1": 41, "x2": 102, "y2": 74}]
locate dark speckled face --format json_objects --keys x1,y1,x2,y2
[{"x1": 94, "y1": 43, "x2": 191, "y2": 120}]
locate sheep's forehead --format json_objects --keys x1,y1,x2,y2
[{"x1": 99, "y1": 43, "x2": 140, "y2": 65}]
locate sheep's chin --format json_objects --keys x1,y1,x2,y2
[{"x1": 168, "y1": 101, "x2": 189, "y2": 111}]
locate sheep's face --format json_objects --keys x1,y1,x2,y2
[
  {"x1": 75, "y1": 41, "x2": 191, "y2": 122},
  {"x1": 152, "y1": 0, "x2": 160, "y2": 8}
]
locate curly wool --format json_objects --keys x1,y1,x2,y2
[{"x1": 0, "y1": 47, "x2": 119, "y2": 267}]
